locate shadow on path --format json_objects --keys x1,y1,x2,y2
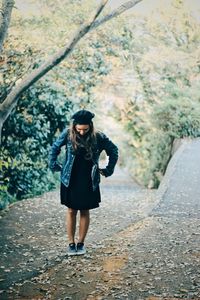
[
  {"x1": 1, "y1": 139, "x2": 199, "y2": 299},
  {"x1": 0, "y1": 165, "x2": 156, "y2": 296}
]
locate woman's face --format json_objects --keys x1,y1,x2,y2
[{"x1": 75, "y1": 124, "x2": 90, "y2": 136}]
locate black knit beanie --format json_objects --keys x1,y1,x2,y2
[{"x1": 72, "y1": 109, "x2": 95, "y2": 125}]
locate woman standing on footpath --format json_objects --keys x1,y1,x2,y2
[{"x1": 49, "y1": 109, "x2": 118, "y2": 256}]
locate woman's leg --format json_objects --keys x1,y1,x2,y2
[
  {"x1": 66, "y1": 208, "x2": 78, "y2": 244},
  {"x1": 78, "y1": 210, "x2": 90, "y2": 243}
]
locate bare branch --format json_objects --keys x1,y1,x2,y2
[
  {"x1": 91, "y1": 0, "x2": 143, "y2": 30},
  {"x1": 0, "y1": 0, "x2": 109, "y2": 126},
  {"x1": 0, "y1": 0, "x2": 143, "y2": 142}
]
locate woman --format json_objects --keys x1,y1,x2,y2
[{"x1": 49, "y1": 109, "x2": 118, "y2": 256}]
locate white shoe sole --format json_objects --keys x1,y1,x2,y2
[
  {"x1": 76, "y1": 250, "x2": 86, "y2": 255},
  {"x1": 67, "y1": 252, "x2": 77, "y2": 256}
]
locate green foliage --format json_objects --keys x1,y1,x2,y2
[
  {"x1": 0, "y1": 0, "x2": 116, "y2": 209},
  {"x1": 1, "y1": 76, "x2": 71, "y2": 202},
  {"x1": 109, "y1": 3, "x2": 200, "y2": 188},
  {"x1": 1, "y1": 37, "x2": 110, "y2": 208},
  {"x1": 152, "y1": 97, "x2": 200, "y2": 138},
  {"x1": 132, "y1": 132, "x2": 172, "y2": 188}
]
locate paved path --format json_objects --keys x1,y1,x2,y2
[
  {"x1": 0, "y1": 165, "x2": 156, "y2": 298},
  {"x1": 118, "y1": 139, "x2": 200, "y2": 299},
  {"x1": 0, "y1": 139, "x2": 200, "y2": 299},
  {"x1": 153, "y1": 139, "x2": 200, "y2": 218}
]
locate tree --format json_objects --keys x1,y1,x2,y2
[
  {"x1": 0, "y1": 0, "x2": 143, "y2": 142},
  {"x1": 0, "y1": 0, "x2": 14, "y2": 52},
  {"x1": 96, "y1": 1, "x2": 200, "y2": 187}
]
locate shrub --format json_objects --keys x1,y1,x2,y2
[{"x1": 1, "y1": 44, "x2": 110, "y2": 208}]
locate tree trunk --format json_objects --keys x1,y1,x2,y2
[
  {"x1": 0, "y1": 0, "x2": 15, "y2": 53},
  {"x1": 0, "y1": 0, "x2": 143, "y2": 143}
]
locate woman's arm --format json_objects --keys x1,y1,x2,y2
[
  {"x1": 98, "y1": 132, "x2": 118, "y2": 177},
  {"x1": 48, "y1": 129, "x2": 68, "y2": 172}
]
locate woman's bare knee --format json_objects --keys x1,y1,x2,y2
[
  {"x1": 80, "y1": 209, "x2": 89, "y2": 217},
  {"x1": 68, "y1": 208, "x2": 78, "y2": 216}
]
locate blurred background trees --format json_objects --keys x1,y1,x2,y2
[
  {"x1": 97, "y1": 0, "x2": 200, "y2": 188},
  {"x1": 0, "y1": 0, "x2": 199, "y2": 208}
]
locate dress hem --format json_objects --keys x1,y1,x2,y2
[{"x1": 61, "y1": 202, "x2": 100, "y2": 210}]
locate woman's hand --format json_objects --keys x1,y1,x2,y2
[
  {"x1": 99, "y1": 169, "x2": 105, "y2": 176},
  {"x1": 99, "y1": 168, "x2": 108, "y2": 177},
  {"x1": 53, "y1": 162, "x2": 62, "y2": 172}
]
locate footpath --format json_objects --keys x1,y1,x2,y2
[{"x1": 0, "y1": 139, "x2": 200, "y2": 299}]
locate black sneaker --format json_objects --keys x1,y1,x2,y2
[
  {"x1": 67, "y1": 243, "x2": 77, "y2": 256},
  {"x1": 76, "y1": 242, "x2": 86, "y2": 255}
]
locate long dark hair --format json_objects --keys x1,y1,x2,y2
[{"x1": 69, "y1": 121, "x2": 97, "y2": 160}]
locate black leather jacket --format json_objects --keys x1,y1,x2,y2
[{"x1": 49, "y1": 129, "x2": 118, "y2": 191}]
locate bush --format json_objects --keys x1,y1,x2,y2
[
  {"x1": 1, "y1": 78, "x2": 72, "y2": 201},
  {"x1": 152, "y1": 95, "x2": 200, "y2": 139},
  {"x1": 109, "y1": 8, "x2": 200, "y2": 188},
  {"x1": 118, "y1": 91, "x2": 200, "y2": 188},
  {"x1": 1, "y1": 43, "x2": 110, "y2": 208}
]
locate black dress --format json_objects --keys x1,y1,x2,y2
[{"x1": 60, "y1": 148, "x2": 101, "y2": 210}]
